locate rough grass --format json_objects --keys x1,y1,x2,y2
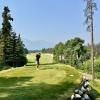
[
  {"x1": 0, "y1": 53, "x2": 99, "y2": 100},
  {"x1": 82, "y1": 57, "x2": 100, "y2": 79}
]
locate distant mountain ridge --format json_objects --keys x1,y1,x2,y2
[{"x1": 23, "y1": 39, "x2": 54, "y2": 50}]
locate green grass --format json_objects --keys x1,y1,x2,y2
[{"x1": 0, "y1": 53, "x2": 99, "y2": 100}]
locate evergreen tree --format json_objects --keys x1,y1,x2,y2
[
  {"x1": 0, "y1": 6, "x2": 27, "y2": 67},
  {"x1": 5, "y1": 32, "x2": 17, "y2": 66},
  {"x1": 0, "y1": 30, "x2": 4, "y2": 63},
  {"x1": 5, "y1": 33, "x2": 27, "y2": 67},
  {"x1": 15, "y1": 34, "x2": 27, "y2": 67},
  {"x1": 1, "y1": 6, "x2": 13, "y2": 64}
]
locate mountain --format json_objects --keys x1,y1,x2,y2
[{"x1": 23, "y1": 39, "x2": 54, "y2": 50}]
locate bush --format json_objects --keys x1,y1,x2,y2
[
  {"x1": 82, "y1": 60, "x2": 91, "y2": 73},
  {"x1": 82, "y1": 57, "x2": 100, "y2": 79},
  {"x1": 6, "y1": 56, "x2": 27, "y2": 67},
  {"x1": 16, "y1": 56, "x2": 28, "y2": 67}
]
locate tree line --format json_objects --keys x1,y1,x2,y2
[
  {"x1": 53, "y1": 37, "x2": 100, "y2": 68},
  {"x1": 0, "y1": 6, "x2": 27, "y2": 68},
  {"x1": 53, "y1": 37, "x2": 90, "y2": 67}
]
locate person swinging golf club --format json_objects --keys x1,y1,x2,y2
[{"x1": 35, "y1": 53, "x2": 41, "y2": 69}]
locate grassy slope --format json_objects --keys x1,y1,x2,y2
[{"x1": 0, "y1": 53, "x2": 99, "y2": 100}]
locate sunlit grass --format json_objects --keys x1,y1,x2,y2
[{"x1": 27, "y1": 53, "x2": 53, "y2": 64}]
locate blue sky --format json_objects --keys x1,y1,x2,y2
[{"x1": 0, "y1": 0, "x2": 100, "y2": 46}]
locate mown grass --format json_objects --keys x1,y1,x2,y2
[{"x1": 0, "y1": 53, "x2": 99, "y2": 100}]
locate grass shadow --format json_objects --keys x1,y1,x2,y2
[
  {"x1": 0, "y1": 77, "x2": 33, "y2": 87},
  {"x1": 0, "y1": 78, "x2": 99, "y2": 100},
  {"x1": 0, "y1": 81, "x2": 78, "y2": 100},
  {"x1": 90, "y1": 87, "x2": 100, "y2": 99}
]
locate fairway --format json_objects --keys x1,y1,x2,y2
[{"x1": 0, "y1": 53, "x2": 99, "y2": 100}]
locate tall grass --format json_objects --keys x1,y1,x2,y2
[{"x1": 82, "y1": 57, "x2": 100, "y2": 79}]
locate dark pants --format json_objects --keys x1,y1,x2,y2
[{"x1": 36, "y1": 60, "x2": 39, "y2": 68}]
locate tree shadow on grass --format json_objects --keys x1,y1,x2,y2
[
  {"x1": 0, "y1": 78, "x2": 99, "y2": 100},
  {"x1": 90, "y1": 87, "x2": 100, "y2": 99},
  {"x1": 0, "y1": 77, "x2": 33, "y2": 87},
  {"x1": 0, "y1": 81, "x2": 77, "y2": 100}
]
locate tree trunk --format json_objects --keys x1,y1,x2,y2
[{"x1": 90, "y1": 0, "x2": 95, "y2": 80}]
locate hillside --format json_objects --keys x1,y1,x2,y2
[{"x1": 0, "y1": 53, "x2": 99, "y2": 100}]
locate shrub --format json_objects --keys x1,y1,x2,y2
[{"x1": 6, "y1": 56, "x2": 27, "y2": 67}]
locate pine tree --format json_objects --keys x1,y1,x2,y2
[
  {"x1": 0, "y1": 6, "x2": 27, "y2": 67},
  {"x1": 4, "y1": 32, "x2": 27, "y2": 67},
  {"x1": 5, "y1": 32, "x2": 17, "y2": 66},
  {"x1": 12, "y1": 32, "x2": 17, "y2": 66},
  {"x1": 0, "y1": 30, "x2": 4, "y2": 63},
  {"x1": 1, "y1": 6, "x2": 13, "y2": 64},
  {"x1": 15, "y1": 34, "x2": 27, "y2": 67}
]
